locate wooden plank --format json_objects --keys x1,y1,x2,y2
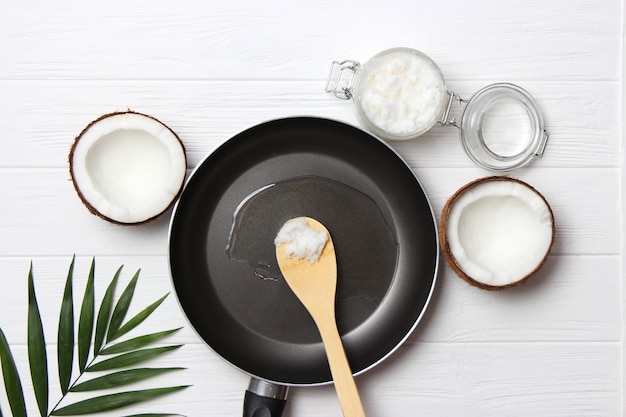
[
  {"x1": 419, "y1": 255, "x2": 621, "y2": 343},
  {"x1": 0, "y1": 80, "x2": 619, "y2": 169},
  {"x1": 359, "y1": 341, "x2": 622, "y2": 417},
  {"x1": 0, "y1": 167, "x2": 619, "y2": 256},
  {"x1": 0, "y1": 342, "x2": 618, "y2": 416},
  {"x1": 0, "y1": 0, "x2": 620, "y2": 81},
  {"x1": 0, "y1": 254, "x2": 619, "y2": 345}
]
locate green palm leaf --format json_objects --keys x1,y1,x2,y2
[
  {"x1": 87, "y1": 345, "x2": 182, "y2": 372},
  {"x1": 107, "y1": 269, "x2": 140, "y2": 343},
  {"x1": 51, "y1": 386, "x2": 189, "y2": 416},
  {"x1": 28, "y1": 263, "x2": 49, "y2": 417},
  {"x1": 71, "y1": 368, "x2": 184, "y2": 392},
  {"x1": 1, "y1": 258, "x2": 188, "y2": 416},
  {"x1": 101, "y1": 328, "x2": 181, "y2": 355},
  {"x1": 57, "y1": 256, "x2": 75, "y2": 395},
  {"x1": 94, "y1": 265, "x2": 122, "y2": 356},
  {"x1": 78, "y1": 259, "x2": 95, "y2": 373},
  {"x1": 112, "y1": 294, "x2": 169, "y2": 341},
  {"x1": 0, "y1": 328, "x2": 26, "y2": 417}
]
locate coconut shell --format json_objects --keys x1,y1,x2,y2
[
  {"x1": 68, "y1": 110, "x2": 187, "y2": 225},
  {"x1": 439, "y1": 176, "x2": 555, "y2": 290}
]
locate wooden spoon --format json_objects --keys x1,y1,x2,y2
[{"x1": 275, "y1": 217, "x2": 366, "y2": 417}]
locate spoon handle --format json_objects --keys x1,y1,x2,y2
[{"x1": 314, "y1": 312, "x2": 366, "y2": 417}]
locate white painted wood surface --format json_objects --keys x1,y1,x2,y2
[{"x1": 0, "y1": 0, "x2": 623, "y2": 416}]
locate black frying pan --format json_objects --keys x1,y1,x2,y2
[{"x1": 168, "y1": 117, "x2": 438, "y2": 416}]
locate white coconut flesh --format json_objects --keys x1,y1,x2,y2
[
  {"x1": 443, "y1": 178, "x2": 554, "y2": 288},
  {"x1": 70, "y1": 112, "x2": 186, "y2": 224}
]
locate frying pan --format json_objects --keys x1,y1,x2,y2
[{"x1": 168, "y1": 117, "x2": 438, "y2": 416}]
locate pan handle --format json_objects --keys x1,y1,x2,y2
[{"x1": 243, "y1": 378, "x2": 289, "y2": 417}]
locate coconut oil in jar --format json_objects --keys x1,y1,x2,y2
[{"x1": 348, "y1": 48, "x2": 447, "y2": 140}]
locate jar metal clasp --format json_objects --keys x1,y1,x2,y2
[
  {"x1": 439, "y1": 91, "x2": 466, "y2": 128},
  {"x1": 325, "y1": 60, "x2": 361, "y2": 100}
]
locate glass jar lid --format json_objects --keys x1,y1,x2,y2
[{"x1": 456, "y1": 83, "x2": 548, "y2": 172}]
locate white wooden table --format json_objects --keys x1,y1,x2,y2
[{"x1": 1, "y1": 1, "x2": 623, "y2": 415}]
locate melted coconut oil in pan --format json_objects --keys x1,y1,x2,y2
[{"x1": 225, "y1": 176, "x2": 398, "y2": 337}]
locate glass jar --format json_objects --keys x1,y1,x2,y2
[{"x1": 326, "y1": 47, "x2": 549, "y2": 172}]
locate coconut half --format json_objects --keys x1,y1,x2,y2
[
  {"x1": 69, "y1": 111, "x2": 187, "y2": 225},
  {"x1": 440, "y1": 176, "x2": 555, "y2": 290}
]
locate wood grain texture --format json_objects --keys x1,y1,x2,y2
[
  {"x1": 0, "y1": 168, "x2": 618, "y2": 256},
  {"x1": 1, "y1": 341, "x2": 618, "y2": 417},
  {"x1": 0, "y1": 0, "x2": 623, "y2": 415},
  {"x1": 0, "y1": 252, "x2": 619, "y2": 345},
  {"x1": 0, "y1": 0, "x2": 620, "y2": 81},
  {"x1": 0, "y1": 80, "x2": 620, "y2": 169}
]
